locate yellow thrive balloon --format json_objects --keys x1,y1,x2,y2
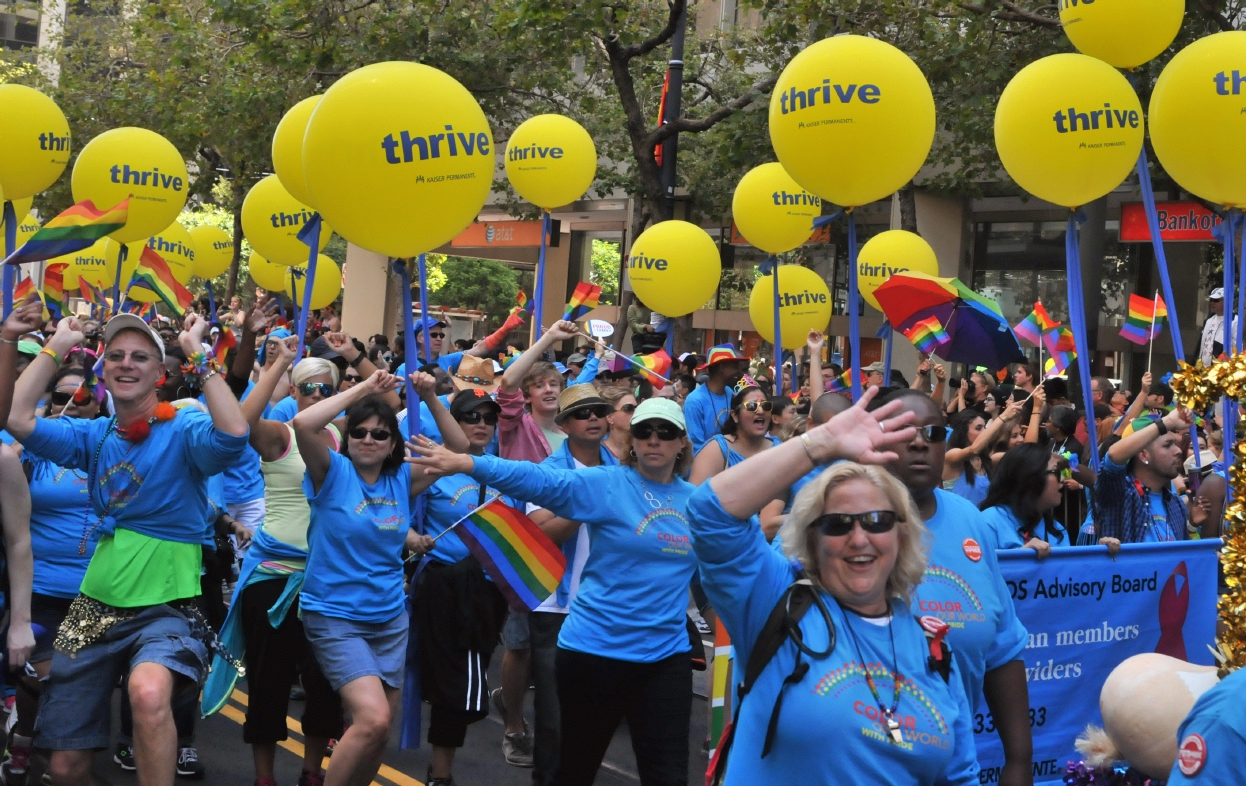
[
  {"x1": 71, "y1": 128, "x2": 189, "y2": 243},
  {"x1": 69, "y1": 238, "x2": 140, "y2": 293},
  {"x1": 303, "y1": 61, "x2": 495, "y2": 258},
  {"x1": 1149, "y1": 32, "x2": 1246, "y2": 208},
  {"x1": 748, "y1": 265, "x2": 832, "y2": 349},
  {"x1": 242, "y1": 175, "x2": 331, "y2": 266},
  {"x1": 731, "y1": 163, "x2": 821, "y2": 255},
  {"x1": 627, "y1": 220, "x2": 721, "y2": 317},
  {"x1": 141, "y1": 221, "x2": 196, "y2": 291},
  {"x1": 272, "y1": 95, "x2": 322, "y2": 208},
  {"x1": 769, "y1": 35, "x2": 935, "y2": 207},
  {"x1": 248, "y1": 252, "x2": 295, "y2": 294},
  {"x1": 856, "y1": 230, "x2": 939, "y2": 311},
  {"x1": 0, "y1": 85, "x2": 70, "y2": 199},
  {"x1": 1060, "y1": 0, "x2": 1183, "y2": 69},
  {"x1": 994, "y1": 54, "x2": 1142, "y2": 208},
  {"x1": 189, "y1": 224, "x2": 233, "y2": 280},
  {"x1": 505, "y1": 114, "x2": 597, "y2": 210},
  {"x1": 292, "y1": 255, "x2": 342, "y2": 310}
]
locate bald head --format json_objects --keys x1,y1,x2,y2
[{"x1": 810, "y1": 392, "x2": 852, "y2": 425}]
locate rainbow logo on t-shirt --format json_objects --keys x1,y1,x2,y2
[
  {"x1": 813, "y1": 661, "x2": 950, "y2": 736},
  {"x1": 922, "y1": 566, "x2": 984, "y2": 612},
  {"x1": 355, "y1": 497, "x2": 403, "y2": 530}
]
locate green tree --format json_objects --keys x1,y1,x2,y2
[
  {"x1": 590, "y1": 239, "x2": 621, "y2": 304},
  {"x1": 430, "y1": 256, "x2": 518, "y2": 326}
]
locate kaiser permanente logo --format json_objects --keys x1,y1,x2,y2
[{"x1": 381, "y1": 126, "x2": 491, "y2": 164}]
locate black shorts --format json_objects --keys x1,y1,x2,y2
[{"x1": 30, "y1": 593, "x2": 74, "y2": 664}]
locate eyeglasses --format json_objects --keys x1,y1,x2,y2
[
  {"x1": 912, "y1": 425, "x2": 950, "y2": 443},
  {"x1": 456, "y1": 410, "x2": 499, "y2": 426},
  {"x1": 49, "y1": 391, "x2": 74, "y2": 407},
  {"x1": 631, "y1": 421, "x2": 685, "y2": 441},
  {"x1": 297, "y1": 382, "x2": 335, "y2": 398},
  {"x1": 105, "y1": 350, "x2": 156, "y2": 364},
  {"x1": 616, "y1": 403, "x2": 636, "y2": 414},
  {"x1": 427, "y1": 332, "x2": 446, "y2": 339},
  {"x1": 810, "y1": 510, "x2": 899, "y2": 537},
  {"x1": 741, "y1": 400, "x2": 773, "y2": 413},
  {"x1": 343, "y1": 374, "x2": 362, "y2": 383},
  {"x1": 570, "y1": 405, "x2": 611, "y2": 420},
  {"x1": 348, "y1": 427, "x2": 393, "y2": 442}
]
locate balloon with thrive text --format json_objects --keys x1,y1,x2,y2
[
  {"x1": 128, "y1": 220, "x2": 195, "y2": 306},
  {"x1": 188, "y1": 224, "x2": 233, "y2": 280},
  {"x1": 71, "y1": 128, "x2": 189, "y2": 243},
  {"x1": 994, "y1": 54, "x2": 1143, "y2": 208},
  {"x1": 505, "y1": 114, "x2": 597, "y2": 210},
  {"x1": 769, "y1": 35, "x2": 935, "y2": 207},
  {"x1": 68, "y1": 237, "x2": 140, "y2": 292},
  {"x1": 0, "y1": 85, "x2": 71, "y2": 199},
  {"x1": 291, "y1": 255, "x2": 342, "y2": 310},
  {"x1": 1060, "y1": 0, "x2": 1184, "y2": 69},
  {"x1": 857, "y1": 230, "x2": 939, "y2": 311},
  {"x1": 627, "y1": 220, "x2": 721, "y2": 317},
  {"x1": 1149, "y1": 31, "x2": 1246, "y2": 208},
  {"x1": 302, "y1": 61, "x2": 494, "y2": 258},
  {"x1": 241, "y1": 175, "x2": 331, "y2": 266},
  {"x1": 731, "y1": 163, "x2": 821, "y2": 255},
  {"x1": 272, "y1": 95, "x2": 322, "y2": 209},
  {"x1": 748, "y1": 264, "x2": 832, "y2": 349}
]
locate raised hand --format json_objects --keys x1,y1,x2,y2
[
  {"x1": 804, "y1": 385, "x2": 916, "y2": 465},
  {"x1": 274, "y1": 335, "x2": 299, "y2": 365},
  {"x1": 806, "y1": 330, "x2": 825, "y2": 352},
  {"x1": 181, "y1": 313, "x2": 208, "y2": 349},
  {"x1": 1140, "y1": 371, "x2": 1153, "y2": 392},
  {"x1": 405, "y1": 435, "x2": 474, "y2": 477},
  {"x1": 409, "y1": 371, "x2": 437, "y2": 398},
  {"x1": 547, "y1": 320, "x2": 580, "y2": 342},
  {"x1": 2, "y1": 294, "x2": 44, "y2": 342},
  {"x1": 364, "y1": 370, "x2": 402, "y2": 394},
  {"x1": 325, "y1": 331, "x2": 361, "y2": 362},
  {"x1": 47, "y1": 315, "x2": 84, "y2": 355},
  {"x1": 244, "y1": 300, "x2": 270, "y2": 334}
]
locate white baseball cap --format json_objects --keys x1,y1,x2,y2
[
  {"x1": 103, "y1": 314, "x2": 166, "y2": 361},
  {"x1": 1209, "y1": 287, "x2": 1225, "y2": 301}
]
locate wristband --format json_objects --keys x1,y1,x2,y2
[
  {"x1": 348, "y1": 354, "x2": 365, "y2": 368},
  {"x1": 0, "y1": 337, "x2": 16, "y2": 346},
  {"x1": 799, "y1": 432, "x2": 818, "y2": 463},
  {"x1": 39, "y1": 347, "x2": 61, "y2": 365},
  {"x1": 1154, "y1": 418, "x2": 1168, "y2": 437}
]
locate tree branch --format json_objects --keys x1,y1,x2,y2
[
  {"x1": 613, "y1": 0, "x2": 686, "y2": 61},
  {"x1": 1195, "y1": 0, "x2": 1236, "y2": 31},
  {"x1": 647, "y1": 74, "x2": 777, "y2": 144},
  {"x1": 957, "y1": 0, "x2": 1060, "y2": 29}
]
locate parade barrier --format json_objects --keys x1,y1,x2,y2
[{"x1": 972, "y1": 541, "x2": 1220, "y2": 785}]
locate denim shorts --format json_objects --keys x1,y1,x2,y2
[
  {"x1": 35, "y1": 603, "x2": 209, "y2": 751},
  {"x1": 303, "y1": 610, "x2": 408, "y2": 691},
  {"x1": 501, "y1": 609, "x2": 530, "y2": 649}
]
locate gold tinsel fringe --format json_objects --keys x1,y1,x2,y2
[{"x1": 1171, "y1": 357, "x2": 1246, "y2": 676}]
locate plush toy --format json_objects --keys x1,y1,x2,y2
[{"x1": 1075, "y1": 653, "x2": 1220, "y2": 779}]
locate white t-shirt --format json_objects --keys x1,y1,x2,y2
[{"x1": 527, "y1": 456, "x2": 591, "y2": 614}]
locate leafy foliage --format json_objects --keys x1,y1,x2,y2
[{"x1": 430, "y1": 256, "x2": 519, "y2": 325}]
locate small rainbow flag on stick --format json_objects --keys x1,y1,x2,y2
[
  {"x1": 631, "y1": 348, "x2": 672, "y2": 389},
  {"x1": 79, "y1": 278, "x2": 110, "y2": 313},
  {"x1": 901, "y1": 315, "x2": 950, "y2": 355},
  {"x1": 827, "y1": 368, "x2": 867, "y2": 394},
  {"x1": 1120, "y1": 292, "x2": 1168, "y2": 346},
  {"x1": 122, "y1": 301, "x2": 155, "y2": 321},
  {"x1": 4, "y1": 199, "x2": 129, "y2": 265},
  {"x1": 562, "y1": 282, "x2": 602, "y2": 321},
  {"x1": 12, "y1": 275, "x2": 33, "y2": 302},
  {"x1": 1041, "y1": 325, "x2": 1076, "y2": 376},
  {"x1": 1013, "y1": 302, "x2": 1058, "y2": 347},
  {"x1": 42, "y1": 263, "x2": 66, "y2": 319},
  {"x1": 128, "y1": 246, "x2": 193, "y2": 316},
  {"x1": 451, "y1": 498, "x2": 566, "y2": 612},
  {"x1": 516, "y1": 290, "x2": 531, "y2": 314},
  {"x1": 212, "y1": 326, "x2": 236, "y2": 366}
]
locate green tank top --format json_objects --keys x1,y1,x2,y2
[{"x1": 260, "y1": 423, "x2": 340, "y2": 553}]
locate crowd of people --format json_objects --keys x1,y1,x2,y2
[{"x1": 0, "y1": 287, "x2": 1228, "y2": 786}]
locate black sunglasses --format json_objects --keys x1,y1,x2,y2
[
  {"x1": 427, "y1": 331, "x2": 446, "y2": 339},
  {"x1": 343, "y1": 374, "x2": 362, "y2": 383},
  {"x1": 348, "y1": 427, "x2": 392, "y2": 442},
  {"x1": 632, "y1": 421, "x2": 685, "y2": 441},
  {"x1": 810, "y1": 510, "x2": 899, "y2": 537},
  {"x1": 741, "y1": 400, "x2": 773, "y2": 413},
  {"x1": 616, "y1": 403, "x2": 636, "y2": 414},
  {"x1": 456, "y1": 411, "x2": 499, "y2": 426},
  {"x1": 49, "y1": 391, "x2": 73, "y2": 407},
  {"x1": 913, "y1": 425, "x2": 950, "y2": 443},
  {"x1": 298, "y1": 382, "x2": 335, "y2": 398},
  {"x1": 570, "y1": 405, "x2": 611, "y2": 420}
]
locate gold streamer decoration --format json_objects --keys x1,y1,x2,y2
[{"x1": 1170, "y1": 355, "x2": 1246, "y2": 674}]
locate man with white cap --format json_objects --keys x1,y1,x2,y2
[
  {"x1": 5, "y1": 311, "x2": 249, "y2": 786},
  {"x1": 1200, "y1": 288, "x2": 1225, "y2": 366}
]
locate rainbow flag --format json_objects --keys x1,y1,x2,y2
[
  {"x1": 129, "y1": 245, "x2": 193, "y2": 316},
  {"x1": 4, "y1": 198, "x2": 130, "y2": 265},
  {"x1": 79, "y1": 278, "x2": 110, "y2": 313},
  {"x1": 122, "y1": 301, "x2": 155, "y2": 322},
  {"x1": 516, "y1": 290, "x2": 531, "y2": 314},
  {"x1": 1013, "y1": 302, "x2": 1059, "y2": 347},
  {"x1": 41, "y1": 263, "x2": 67, "y2": 318},
  {"x1": 631, "y1": 348, "x2": 671, "y2": 389},
  {"x1": 827, "y1": 368, "x2": 867, "y2": 394},
  {"x1": 12, "y1": 275, "x2": 33, "y2": 302},
  {"x1": 455, "y1": 498, "x2": 566, "y2": 611},
  {"x1": 902, "y1": 315, "x2": 950, "y2": 355},
  {"x1": 1120, "y1": 293, "x2": 1167, "y2": 345},
  {"x1": 212, "y1": 326, "x2": 236, "y2": 365},
  {"x1": 562, "y1": 282, "x2": 602, "y2": 321},
  {"x1": 1041, "y1": 325, "x2": 1075, "y2": 376}
]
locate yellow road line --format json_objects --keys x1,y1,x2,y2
[{"x1": 223, "y1": 689, "x2": 423, "y2": 786}]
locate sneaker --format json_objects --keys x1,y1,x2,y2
[
  {"x1": 489, "y1": 686, "x2": 507, "y2": 723},
  {"x1": 113, "y1": 744, "x2": 136, "y2": 772},
  {"x1": 502, "y1": 727, "x2": 534, "y2": 768},
  {"x1": 2, "y1": 741, "x2": 30, "y2": 785},
  {"x1": 297, "y1": 770, "x2": 325, "y2": 786},
  {"x1": 176, "y1": 747, "x2": 206, "y2": 780},
  {"x1": 426, "y1": 767, "x2": 456, "y2": 786},
  {"x1": 289, "y1": 681, "x2": 306, "y2": 702}
]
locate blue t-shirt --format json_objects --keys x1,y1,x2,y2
[
  {"x1": 396, "y1": 395, "x2": 453, "y2": 444},
  {"x1": 268, "y1": 394, "x2": 298, "y2": 424},
  {"x1": 1168, "y1": 667, "x2": 1246, "y2": 785},
  {"x1": 683, "y1": 383, "x2": 733, "y2": 453},
  {"x1": 538, "y1": 440, "x2": 619, "y2": 606},
  {"x1": 394, "y1": 351, "x2": 464, "y2": 379},
  {"x1": 949, "y1": 470, "x2": 990, "y2": 507},
  {"x1": 1144, "y1": 491, "x2": 1177, "y2": 542},
  {"x1": 22, "y1": 410, "x2": 248, "y2": 546},
  {"x1": 978, "y1": 505, "x2": 1070, "y2": 550},
  {"x1": 302, "y1": 451, "x2": 412, "y2": 623},
  {"x1": 686, "y1": 487, "x2": 978, "y2": 786},
  {"x1": 471, "y1": 455, "x2": 696, "y2": 662},
  {"x1": 913, "y1": 490, "x2": 1028, "y2": 713},
  {"x1": 26, "y1": 456, "x2": 97, "y2": 598},
  {"x1": 420, "y1": 473, "x2": 517, "y2": 567}
]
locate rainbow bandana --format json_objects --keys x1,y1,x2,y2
[{"x1": 698, "y1": 344, "x2": 744, "y2": 371}]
